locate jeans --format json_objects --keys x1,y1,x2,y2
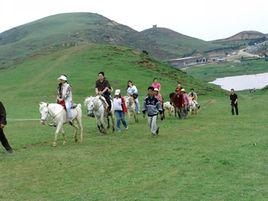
[
  {"x1": 114, "y1": 111, "x2": 128, "y2": 130},
  {"x1": 147, "y1": 115, "x2": 158, "y2": 134},
  {"x1": 0, "y1": 128, "x2": 13, "y2": 152},
  {"x1": 231, "y1": 103, "x2": 239, "y2": 115},
  {"x1": 135, "y1": 98, "x2": 140, "y2": 113},
  {"x1": 65, "y1": 101, "x2": 72, "y2": 121}
]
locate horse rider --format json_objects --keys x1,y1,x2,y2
[
  {"x1": 126, "y1": 80, "x2": 140, "y2": 113},
  {"x1": 57, "y1": 74, "x2": 73, "y2": 122},
  {"x1": 188, "y1": 88, "x2": 200, "y2": 109},
  {"x1": 95, "y1": 72, "x2": 112, "y2": 112}
]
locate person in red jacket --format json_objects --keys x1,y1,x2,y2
[
  {"x1": 0, "y1": 101, "x2": 13, "y2": 153},
  {"x1": 113, "y1": 89, "x2": 128, "y2": 131}
]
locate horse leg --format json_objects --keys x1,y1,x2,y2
[
  {"x1": 110, "y1": 113, "x2": 115, "y2": 132},
  {"x1": 134, "y1": 112, "x2": 138, "y2": 123},
  {"x1": 76, "y1": 118, "x2": 83, "y2": 143},
  {"x1": 107, "y1": 116, "x2": 110, "y2": 129},
  {"x1": 100, "y1": 115, "x2": 107, "y2": 134},
  {"x1": 71, "y1": 123, "x2": 79, "y2": 142},
  {"x1": 53, "y1": 123, "x2": 62, "y2": 147},
  {"x1": 61, "y1": 127, "x2": 67, "y2": 145}
]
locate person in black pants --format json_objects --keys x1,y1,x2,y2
[
  {"x1": 95, "y1": 72, "x2": 112, "y2": 112},
  {"x1": 230, "y1": 89, "x2": 239, "y2": 115},
  {"x1": 0, "y1": 101, "x2": 13, "y2": 153}
]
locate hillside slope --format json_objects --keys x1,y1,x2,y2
[
  {"x1": 0, "y1": 44, "x2": 267, "y2": 201},
  {"x1": 139, "y1": 27, "x2": 215, "y2": 59},
  {"x1": 0, "y1": 12, "x2": 221, "y2": 68},
  {"x1": 0, "y1": 43, "x2": 222, "y2": 117}
]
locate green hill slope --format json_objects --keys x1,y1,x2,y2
[
  {"x1": 0, "y1": 12, "x2": 138, "y2": 68},
  {"x1": 0, "y1": 44, "x2": 267, "y2": 201},
  {"x1": 139, "y1": 27, "x2": 216, "y2": 59},
  {"x1": 0, "y1": 12, "x2": 221, "y2": 68},
  {"x1": 0, "y1": 43, "x2": 221, "y2": 117}
]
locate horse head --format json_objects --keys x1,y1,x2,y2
[
  {"x1": 39, "y1": 102, "x2": 49, "y2": 124},
  {"x1": 84, "y1": 96, "x2": 95, "y2": 117},
  {"x1": 125, "y1": 96, "x2": 135, "y2": 110}
]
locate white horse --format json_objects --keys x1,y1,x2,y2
[
  {"x1": 84, "y1": 96, "x2": 115, "y2": 133},
  {"x1": 124, "y1": 96, "x2": 138, "y2": 123},
  {"x1": 188, "y1": 97, "x2": 199, "y2": 115},
  {"x1": 163, "y1": 101, "x2": 175, "y2": 116},
  {"x1": 39, "y1": 102, "x2": 83, "y2": 146}
]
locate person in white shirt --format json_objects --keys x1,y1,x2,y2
[
  {"x1": 113, "y1": 89, "x2": 128, "y2": 131},
  {"x1": 126, "y1": 80, "x2": 140, "y2": 113},
  {"x1": 56, "y1": 75, "x2": 73, "y2": 122}
]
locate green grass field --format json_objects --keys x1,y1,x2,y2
[
  {"x1": 0, "y1": 44, "x2": 267, "y2": 201},
  {"x1": 184, "y1": 59, "x2": 268, "y2": 81}
]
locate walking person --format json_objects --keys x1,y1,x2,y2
[
  {"x1": 142, "y1": 86, "x2": 163, "y2": 136},
  {"x1": 113, "y1": 89, "x2": 128, "y2": 131},
  {"x1": 181, "y1": 89, "x2": 189, "y2": 118},
  {"x1": 0, "y1": 101, "x2": 13, "y2": 153},
  {"x1": 57, "y1": 74, "x2": 73, "y2": 123},
  {"x1": 230, "y1": 88, "x2": 239, "y2": 115}
]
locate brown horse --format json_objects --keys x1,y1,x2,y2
[{"x1": 169, "y1": 92, "x2": 184, "y2": 118}]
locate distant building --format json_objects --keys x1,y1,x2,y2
[
  {"x1": 168, "y1": 56, "x2": 207, "y2": 68},
  {"x1": 153, "y1": 25, "x2": 157, "y2": 29}
]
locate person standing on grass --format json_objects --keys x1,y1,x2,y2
[
  {"x1": 181, "y1": 89, "x2": 189, "y2": 118},
  {"x1": 0, "y1": 101, "x2": 13, "y2": 153},
  {"x1": 113, "y1": 89, "x2": 128, "y2": 132},
  {"x1": 142, "y1": 86, "x2": 163, "y2": 136},
  {"x1": 230, "y1": 88, "x2": 239, "y2": 115}
]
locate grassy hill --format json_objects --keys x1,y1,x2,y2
[
  {"x1": 0, "y1": 44, "x2": 267, "y2": 200},
  {"x1": 209, "y1": 31, "x2": 267, "y2": 52},
  {"x1": 138, "y1": 27, "x2": 218, "y2": 60},
  {"x1": 0, "y1": 12, "x2": 223, "y2": 68},
  {"x1": 0, "y1": 13, "x2": 138, "y2": 68},
  {"x1": 0, "y1": 43, "x2": 221, "y2": 117},
  {"x1": 0, "y1": 42, "x2": 267, "y2": 200}
]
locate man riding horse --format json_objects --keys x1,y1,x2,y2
[{"x1": 95, "y1": 72, "x2": 112, "y2": 113}]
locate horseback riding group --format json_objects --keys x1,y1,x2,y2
[{"x1": 39, "y1": 72, "x2": 200, "y2": 146}]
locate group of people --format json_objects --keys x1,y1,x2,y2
[
  {"x1": 56, "y1": 73, "x2": 165, "y2": 135},
  {"x1": 0, "y1": 72, "x2": 241, "y2": 153}
]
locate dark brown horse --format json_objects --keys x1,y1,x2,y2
[{"x1": 169, "y1": 92, "x2": 184, "y2": 118}]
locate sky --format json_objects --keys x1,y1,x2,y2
[{"x1": 0, "y1": 0, "x2": 268, "y2": 41}]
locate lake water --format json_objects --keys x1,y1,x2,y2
[{"x1": 210, "y1": 72, "x2": 268, "y2": 91}]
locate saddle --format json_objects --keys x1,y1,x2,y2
[{"x1": 57, "y1": 100, "x2": 77, "y2": 110}]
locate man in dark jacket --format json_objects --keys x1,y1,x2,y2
[
  {"x1": 230, "y1": 89, "x2": 238, "y2": 115},
  {"x1": 0, "y1": 101, "x2": 13, "y2": 153},
  {"x1": 95, "y1": 72, "x2": 112, "y2": 112},
  {"x1": 142, "y1": 86, "x2": 163, "y2": 136}
]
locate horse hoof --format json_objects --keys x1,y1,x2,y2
[
  {"x1": 52, "y1": 142, "x2": 57, "y2": 147},
  {"x1": 63, "y1": 141, "x2": 67, "y2": 145}
]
